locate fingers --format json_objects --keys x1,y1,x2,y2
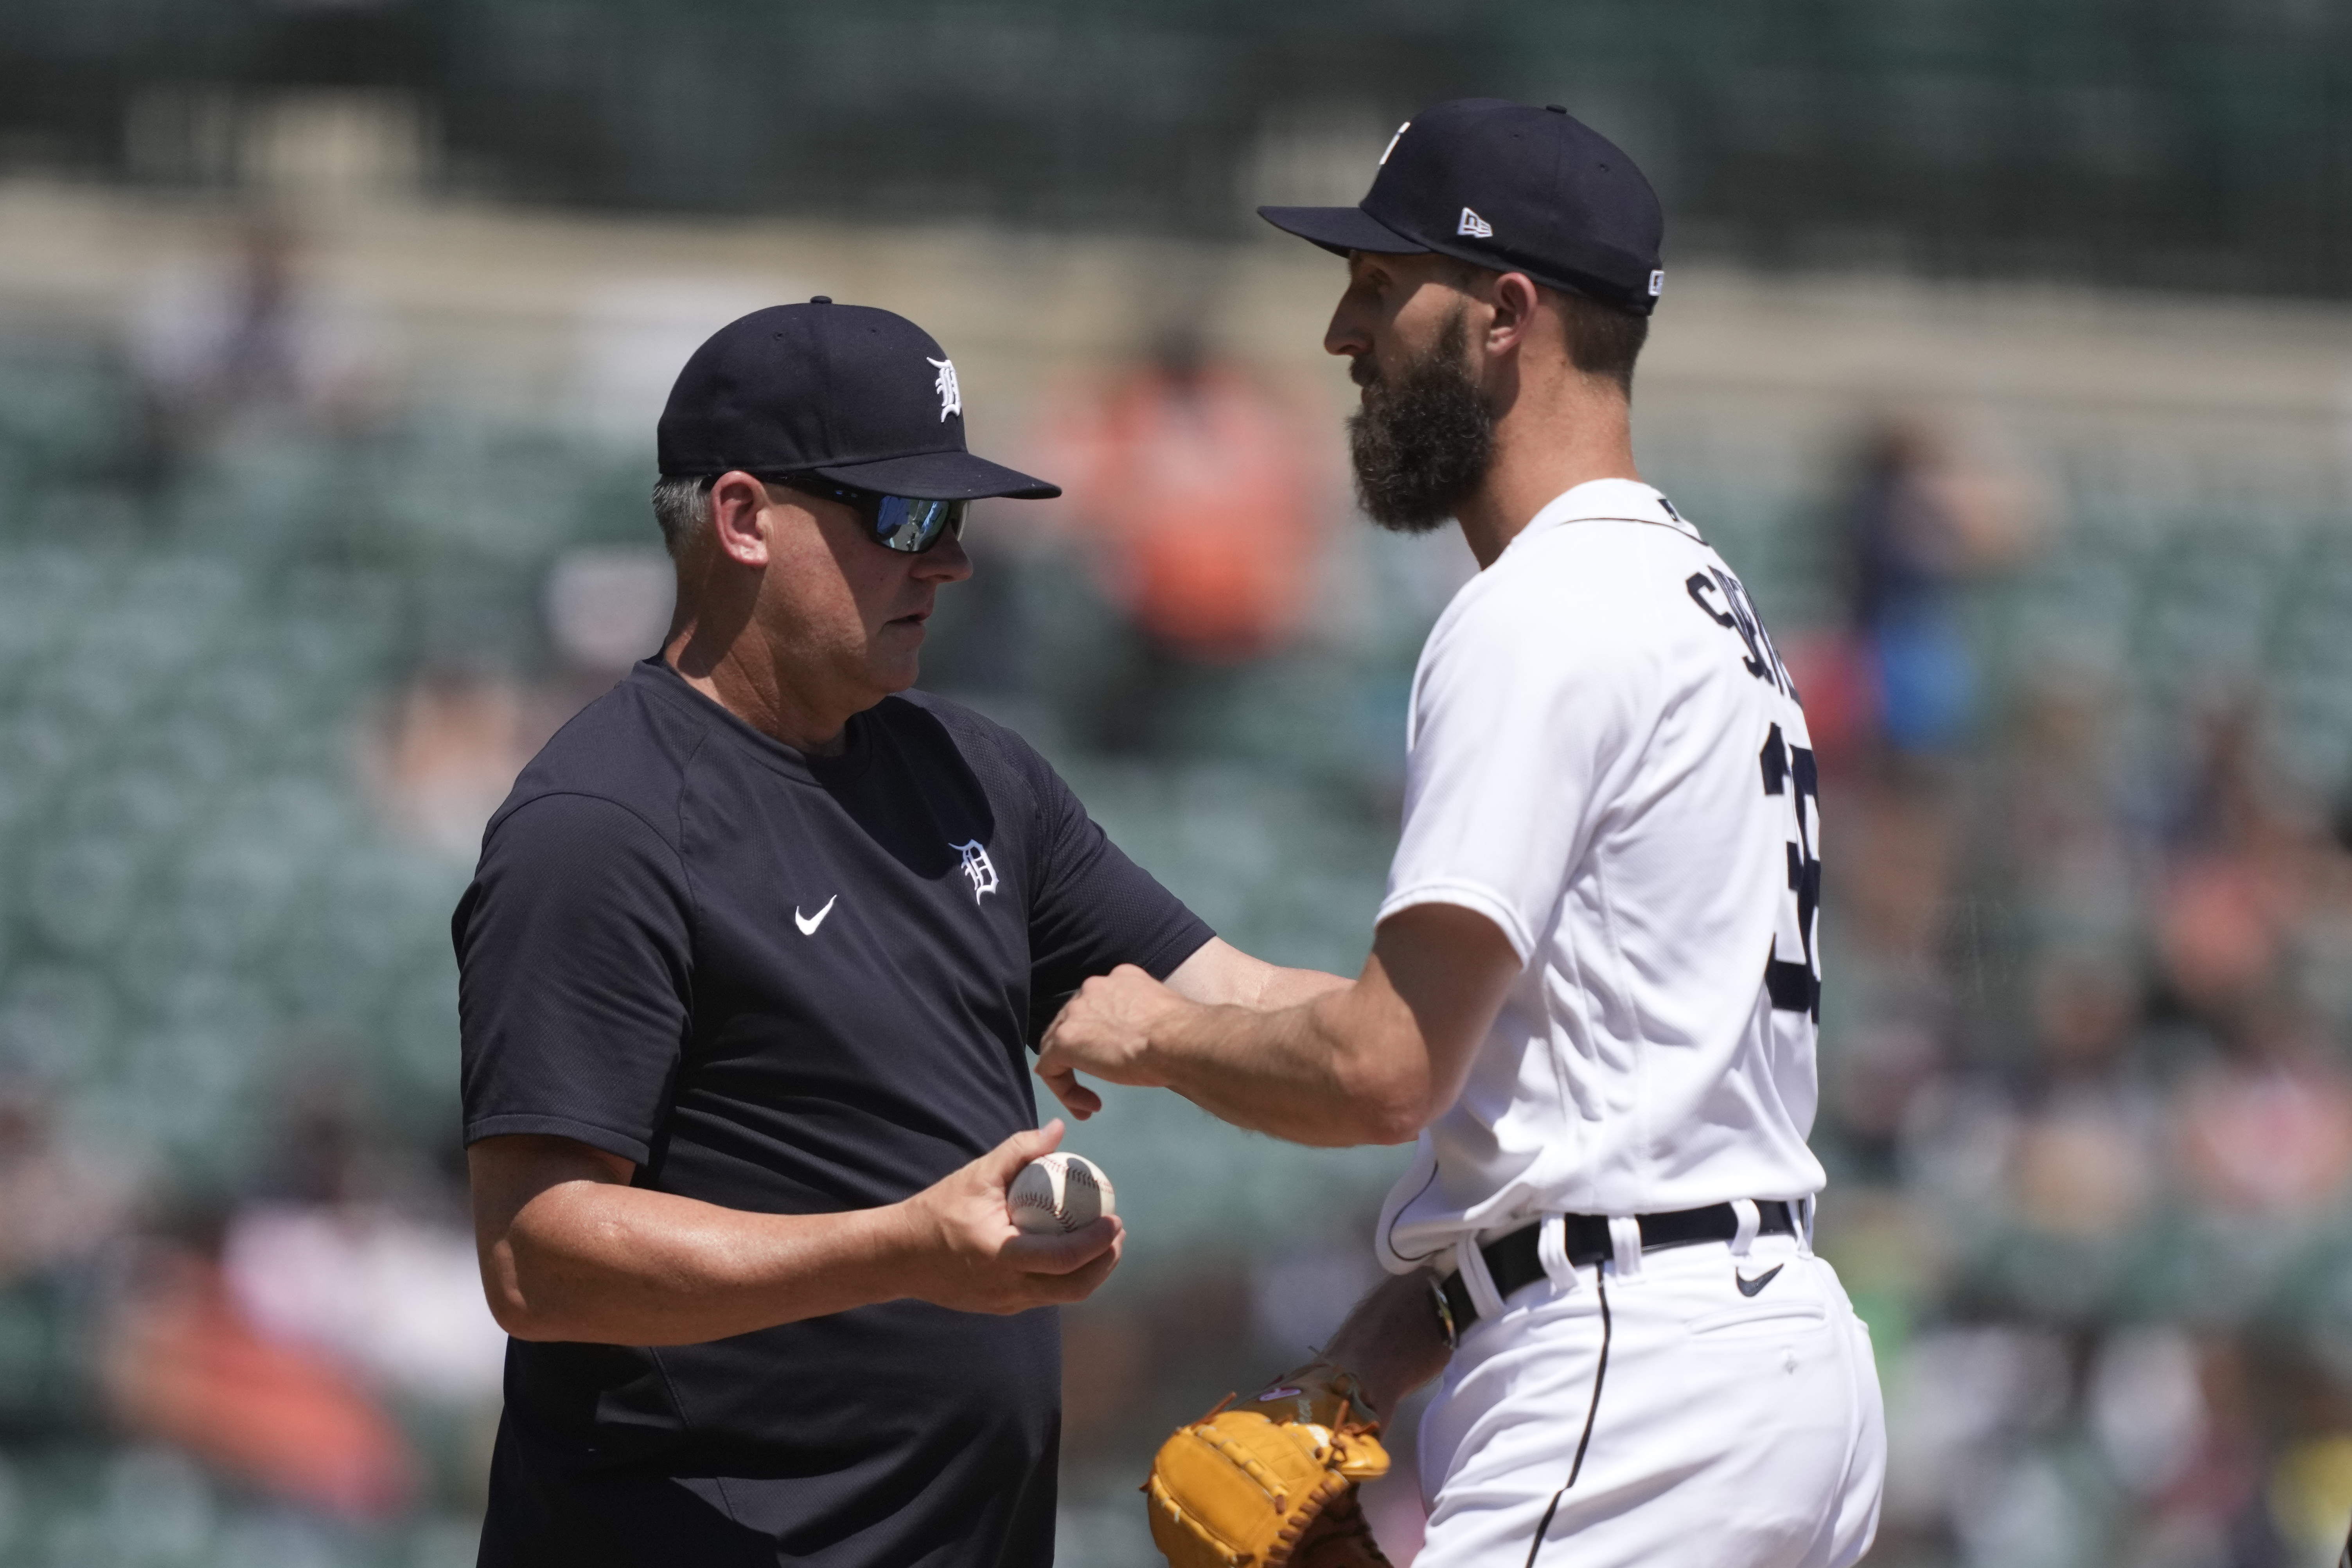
[
  {"x1": 1034, "y1": 986, "x2": 1117, "y2": 1116},
  {"x1": 975, "y1": 1118, "x2": 1064, "y2": 1188},
  {"x1": 1003, "y1": 1224, "x2": 1123, "y2": 1306},
  {"x1": 1038, "y1": 972, "x2": 1116, "y2": 1057},
  {"x1": 1036, "y1": 1065, "x2": 1102, "y2": 1120},
  {"x1": 1036, "y1": 966, "x2": 1177, "y2": 1097},
  {"x1": 1037, "y1": 977, "x2": 1094, "y2": 1046},
  {"x1": 1001, "y1": 1215, "x2": 1121, "y2": 1275},
  {"x1": 1033, "y1": 1233, "x2": 1122, "y2": 1301}
]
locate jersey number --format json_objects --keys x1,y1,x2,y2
[{"x1": 1759, "y1": 723, "x2": 1820, "y2": 1021}]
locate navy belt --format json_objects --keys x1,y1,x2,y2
[{"x1": 1433, "y1": 1201, "x2": 1798, "y2": 1345}]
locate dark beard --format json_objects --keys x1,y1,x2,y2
[{"x1": 1346, "y1": 307, "x2": 1495, "y2": 535}]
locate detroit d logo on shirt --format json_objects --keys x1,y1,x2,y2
[{"x1": 952, "y1": 839, "x2": 998, "y2": 902}]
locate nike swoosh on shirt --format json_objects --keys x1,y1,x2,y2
[
  {"x1": 1734, "y1": 1264, "x2": 1784, "y2": 1298},
  {"x1": 794, "y1": 896, "x2": 838, "y2": 936}
]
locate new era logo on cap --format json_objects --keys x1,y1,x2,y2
[{"x1": 1458, "y1": 208, "x2": 1493, "y2": 238}]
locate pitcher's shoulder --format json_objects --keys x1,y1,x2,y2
[{"x1": 1450, "y1": 521, "x2": 1721, "y2": 645}]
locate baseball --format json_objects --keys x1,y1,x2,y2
[{"x1": 1008, "y1": 1152, "x2": 1115, "y2": 1234}]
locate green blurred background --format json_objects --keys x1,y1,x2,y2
[{"x1": 1, "y1": 2, "x2": 2350, "y2": 1564}]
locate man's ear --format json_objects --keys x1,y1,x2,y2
[
  {"x1": 708, "y1": 471, "x2": 773, "y2": 568},
  {"x1": 1483, "y1": 272, "x2": 1542, "y2": 359}
]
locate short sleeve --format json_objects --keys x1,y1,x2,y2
[
  {"x1": 1379, "y1": 582, "x2": 1647, "y2": 963},
  {"x1": 455, "y1": 792, "x2": 695, "y2": 1166},
  {"x1": 1019, "y1": 752, "x2": 1214, "y2": 1024}
]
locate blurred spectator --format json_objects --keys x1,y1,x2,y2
[
  {"x1": 1840, "y1": 414, "x2": 2038, "y2": 759},
  {"x1": 2000, "y1": 675, "x2": 2141, "y2": 959},
  {"x1": 0, "y1": 1084, "x2": 132, "y2": 1285},
  {"x1": 2138, "y1": 1337, "x2": 2293, "y2": 1567},
  {"x1": 2007, "y1": 957, "x2": 2161, "y2": 1239},
  {"x1": 221, "y1": 1206, "x2": 503, "y2": 1405},
  {"x1": 100, "y1": 1231, "x2": 418, "y2": 1521},
  {"x1": 1040, "y1": 329, "x2": 1332, "y2": 662},
  {"x1": 2153, "y1": 702, "x2": 2327, "y2": 1031},
  {"x1": 128, "y1": 213, "x2": 382, "y2": 468},
  {"x1": 221, "y1": 1080, "x2": 504, "y2": 1405},
  {"x1": 2161, "y1": 700, "x2": 2310, "y2": 865},
  {"x1": 1028, "y1": 329, "x2": 1336, "y2": 749},
  {"x1": 93, "y1": 1081, "x2": 496, "y2": 1526},
  {"x1": 2174, "y1": 1006, "x2": 2352, "y2": 1219},
  {"x1": 1824, "y1": 415, "x2": 2039, "y2": 975},
  {"x1": 1838, "y1": 764, "x2": 1962, "y2": 969},
  {"x1": 2087, "y1": 1329, "x2": 2207, "y2": 1507},
  {"x1": 2159, "y1": 857, "x2": 2290, "y2": 1029},
  {"x1": 544, "y1": 548, "x2": 676, "y2": 682},
  {"x1": 364, "y1": 668, "x2": 539, "y2": 857},
  {"x1": 1828, "y1": 1012, "x2": 1946, "y2": 1178}
]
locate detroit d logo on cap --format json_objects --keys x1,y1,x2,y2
[{"x1": 927, "y1": 357, "x2": 960, "y2": 421}]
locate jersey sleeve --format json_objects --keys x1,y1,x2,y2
[
  {"x1": 454, "y1": 792, "x2": 695, "y2": 1167},
  {"x1": 1019, "y1": 750, "x2": 1214, "y2": 1029},
  {"x1": 1379, "y1": 580, "x2": 1649, "y2": 963}
]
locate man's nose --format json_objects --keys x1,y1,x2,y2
[
  {"x1": 1324, "y1": 302, "x2": 1369, "y2": 360},
  {"x1": 913, "y1": 531, "x2": 975, "y2": 583}
]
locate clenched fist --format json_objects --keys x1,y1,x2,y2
[{"x1": 1034, "y1": 964, "x2": 1194, "y2": 1119}]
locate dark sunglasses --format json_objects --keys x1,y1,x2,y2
[{"x1": 767, "y1": 475, "x2": 969, "y2": 555}]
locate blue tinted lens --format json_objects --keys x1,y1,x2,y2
[{"x1": 872, "y1": 495, "x2": 966, "y2": 553}]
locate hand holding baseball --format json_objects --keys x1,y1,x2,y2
[
  {"x1": 1035, "y1": 963, "x2": 1191, "y2": 1119},
  {"x1": 1008, "y1": 1151, "x2": 1116, "y2": 1234},
  {"x1": 892, "y1": 1119, "x2": 1122, "y2": 1314}
]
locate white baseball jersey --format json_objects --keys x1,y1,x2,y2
[{"x1": 1376, "y1": 478, "x2": 1826, "y2": 1275}]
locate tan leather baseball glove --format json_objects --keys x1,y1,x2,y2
[{"x1": 1145, "y1": 1360, "x2": 1394, "y2": 1568}]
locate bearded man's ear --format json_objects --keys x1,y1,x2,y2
[{"x1": 1481, "y1": 272, "x2": 1544, "y2": 359}]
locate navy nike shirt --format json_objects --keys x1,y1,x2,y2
[{"x1": 454, "y1": 657, "x2": 1213, "y2": 1568}]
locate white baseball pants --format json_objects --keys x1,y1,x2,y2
[{"x1": 1414, "y1": 1225, "x2": 1885, "y2": 1568}]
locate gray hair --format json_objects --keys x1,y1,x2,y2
[{"x1": 650, "y1": 474, "x2": 717, "y2": 559}]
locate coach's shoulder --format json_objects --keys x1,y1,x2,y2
[{"x1": 485, "y1": 672, "x2": 697, "y2": 847}]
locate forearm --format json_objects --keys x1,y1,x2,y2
[
  {"x1": 1162, "y1": 936, "x2": 1349, "y2": 1015},
  {"x1": 1246, "y1": 965, "x2": 1354, "y2": 1010},
  {"x1": 1148, "y1": 990, "x2": 1429, "y2": 1147},
  {"x1": 1041, "y1": 908, "x2": 1515, "y2": 1143},
  {"x1": 485, "y1": 1182, "x2": 919, "y2": 1345},
  {"x1": 1147, "y1": 941, "x2": 1409, "y2": 1144},
  {"x1": 1324, "y1": 1269, "x2": 1452, "y2": 1419}
]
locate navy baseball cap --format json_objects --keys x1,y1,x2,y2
[
  {"x1": 657, "y1": 298, "x2": 1059, "y2": 499},
  {"x1": 1259, "y1": 99, "x2": 1666, "y2": 317}
]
